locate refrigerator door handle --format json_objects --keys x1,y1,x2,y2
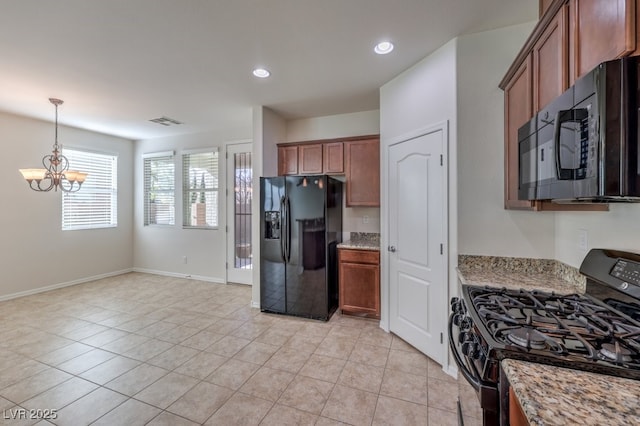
[
  {"x1": 285, "y1": 195, "x2": 292, "y2": 262},
  {"x1": 280, "y1": 196, "x2": 287, "y2": 262}
]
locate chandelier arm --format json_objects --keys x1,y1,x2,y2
[{"x1": 32, "y1": 175, "x2": 54, "y2": 192}]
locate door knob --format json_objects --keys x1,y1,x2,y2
[{"x1": 388, "y1": 245, "x2": 396, "y2": 252}]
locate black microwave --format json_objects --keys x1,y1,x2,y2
[{"x1": 518, "y1": 57, "x2": 640, "y2": 202}]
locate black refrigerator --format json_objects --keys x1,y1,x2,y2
[{"x1": 260, "y1": 175, "x2": 342, "y2": 321}]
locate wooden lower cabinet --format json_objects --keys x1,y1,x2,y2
[
  {"x1": 338, "y1": 248, "x2": 380, "y2": 319},
  {"x1": 509, "y1": 387, "x2": 529, "y2": 426}
]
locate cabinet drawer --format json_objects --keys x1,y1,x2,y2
[{"x1": 339, "y1": 249, "x2": 379, "y2": 264}]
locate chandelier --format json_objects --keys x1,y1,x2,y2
[{"x1": 19, "y1": 98, "x2": 87, "y2": 192}]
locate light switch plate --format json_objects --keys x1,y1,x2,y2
[{"x1": 578, "y1": 229, "x2": 588, "y2": 252}]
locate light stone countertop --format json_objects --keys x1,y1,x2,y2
[
  {"x1": 457, "y1": 255, "x2": 585, "y2": 294},
  {"x1": 337, "y1": 232, "x2": 380, "y2": 251},
  {"x1": 502, "y1": 359, "x2": 640, "y2": 426}
]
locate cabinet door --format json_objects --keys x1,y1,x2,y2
[
  {"x1": 278, "y1": 145, "x2": 298, "y2": 176},
  {"x1": 504, "y1": 55, "x2": 535, "y2": 210},
  {"x1": 345, "y1": 139, "x2": 380, "y2": 207},
  {"x1": 539, "y1": 0, "x2": 554, "y2": 17},
  {"x1": 571, "y1": 0, "x2": 636, "y2": 82},
  {"x1": 298, "y1": 144, "x2": 323, "y2": 174},
  {"x1": 339, "y1": 260, "x2": 380, "y2": 317},
  {"x1": 323, "y1": 142, "x2": 344, "y2": 174},
  {"x1": 509, "y1": 387, "x2": 529, "y2": 426},
  {"x1": 533, "y1": 4, "x2": 568, "y2": 111}
]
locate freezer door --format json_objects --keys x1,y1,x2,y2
[
  {"x1": 285, "y1": 176, "x2": 328, "y2": 319},
  {"x1": 260, "y1": 177, "x2": 286, "y2": 314}
]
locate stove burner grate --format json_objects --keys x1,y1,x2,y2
[
  {"x1": 599, "y1": 342, "x2": 633, "y2": 363},
  {"x1": 506, "y1": 327, "x2": 548, "y2": 350}
]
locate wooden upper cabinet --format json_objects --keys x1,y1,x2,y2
[
  {"x1": 570, "y1": 0, "x2": 637, "y2": 82},
  {"x1": 345, "y1": 138, "x2": 380, "y2": 207},
  {"x1": 540, "y1": 0, "x2": 555, "y2": 17},
  {"x1": 504, "y1": 55, "x2": 534, "y2": 210},
  {"x1": 298, "y1": 144, "x2": 323, "y2": 174},
  {"x1": 278, "y1": 145, "x2": 298, "y2": 176},
  {"x1": 533, "y1": 4, "x2": 569, "y2": 111},
  {"x1": 323, "y1": 142, "x2": 344, "y2": 174}
]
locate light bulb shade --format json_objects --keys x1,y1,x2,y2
[
  {"x1": 65, "y1": 171, "x2": 88, "y2": 183},
  {"x1": 74, "y1": 172, "x2": 88, "y2": 183},
  {"x1": 19, "y1": 168, "x2": 47, "y2": 181}
]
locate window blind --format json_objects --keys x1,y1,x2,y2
[
  {"x1": 62, "y1": 149, "x2": 118, "y2": 230},
  {"x1": 182, "y1": 149, "x2": 219, "y2": 228},
  {"x1": 144, "y1": 153, "x2": 175, "y2": 226}
]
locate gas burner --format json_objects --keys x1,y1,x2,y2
[
  {"x1": 599, "y1": 343, "x2": 633, "y2": 363},
  {"x1": 507, "y1": 327, "x2": 548, "y2": 350}
]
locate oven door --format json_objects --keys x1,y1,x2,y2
[{"x1": 449, "y1": 297, "x2": 500, "y2": 425}]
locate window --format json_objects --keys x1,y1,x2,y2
[
  {"x1": 62, "y1": 149, "x2": 118, "y2": 230},
  {"x1": 182, "y1": 149, "x2": 219, "y2": 228},
  {"x1": 143, "y1": 152, "x2": 175, "y2": 226}
]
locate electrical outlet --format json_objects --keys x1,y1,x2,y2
[
  {"x1": 182, "y1": 256, "x2": 188, "y2": 264},
  {"x1": 363, "y1": 215, "x2": 369, "y2": 224},
  {"x1": 578, "y1": 229, "x2": 588, "y2": 252}
]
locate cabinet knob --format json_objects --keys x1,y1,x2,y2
[{"x1": 388, "y1": 245, "x2": 396, "y2": 253}]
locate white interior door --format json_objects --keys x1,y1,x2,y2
[
  {"x1": 226, "y1": 142, "x2": 253, "y2": 285},
  {"x1": 388, "y1": 125, "x2": 448, "y2": 365}
]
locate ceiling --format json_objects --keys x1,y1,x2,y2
[{"x1": 0, "y1": 0, "x2": 537, "y2": 140}]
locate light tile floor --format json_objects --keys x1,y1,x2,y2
[{"x1": 0, "y1": 273, "x2": 476, "y2": 425}]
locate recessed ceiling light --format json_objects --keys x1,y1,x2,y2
[
  {"x1": 253, "y1": 68, "x2": 271, "y2": 78},
  {"x1": 374, "y1": 41, "x2": 394, "y2": 55}
]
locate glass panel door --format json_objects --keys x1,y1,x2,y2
[{"x1": 226, "y1": 143, "x2": 253, "y2": 285}]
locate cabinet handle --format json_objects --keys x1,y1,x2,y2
[{"x1": 388, "y1": 245, "x2": 396, "y2": 253}]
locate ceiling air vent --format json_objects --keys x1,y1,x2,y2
[{"x1": 149, "y1": 116, "x2": 183, "y2": 126}]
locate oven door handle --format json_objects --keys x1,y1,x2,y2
[{"x1": 448, "y1": 313, "x2": 481, "y2": 392}]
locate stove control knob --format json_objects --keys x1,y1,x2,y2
[
  {"x1": 452, "y1": 313, "x2": 461, "y2": 326},
  {"x1": 461, "y1": 340, "x2": 480, "y2": 359},
  {"x1": 460, "y1": 317, "x2": 472, "y2": 331}
]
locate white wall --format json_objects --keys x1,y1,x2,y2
[
  {"x1": 0, "y1": 111, "x2": 134, "y2": 299},
  {"x1": 555, "y1": 205, "x2": 640, "y2": 267},
  {"x1": 380, "y1": 38, "x2": 458, "y2": 337},
  {"x1": 286, "y1": 110, "x2": 380, "y2": 142},
  {"x1": 456, "y1": 22, "x2": 555, "y2": 259},
  {"x1": 134, "y1": 126, "x2": 251, "y2": 283},
  {"x1": 251, "y1": 106, "x2": 287, "y2": 306}
]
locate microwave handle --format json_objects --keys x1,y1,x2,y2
[{"x1": 554, "y1": 108, "x2": 589, "y2": 180}]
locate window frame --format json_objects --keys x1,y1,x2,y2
[
  {"x1": 143, "y1": 151, "x2": 176, "y2": 227},
  {"x1": 182, "y1": 148, "x2": 220, "y2": 230},
  {"x1": 61, "y1": 147, "x2": 118, "y2": 231}
]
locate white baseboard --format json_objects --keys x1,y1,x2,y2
[
  {"x1": 445, "y1": 364, "x2": 459, "y2": 379},
  {"x1": 131, "y1": 268, "x2": 225, "y2": 284},
  {"x1": 0, "y1": 268, "x2": 134, "y2": 302},
  {"x1": 251, "y1": 300, "x2": 260, "y2": 309}
]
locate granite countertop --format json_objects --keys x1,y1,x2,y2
[
  {"x1": 337, "y1": 232, "x2": 380, "y2": 251},
  {"x1": 502, "y1": 359, "x2": 640, "y2": 426},
  {"x1": 457, "y1": 255, "x2": 585, "y2": 294}
]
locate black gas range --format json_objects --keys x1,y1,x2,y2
[{"x1": 450, "y1": 249, "x2": 640, "y2": 425}]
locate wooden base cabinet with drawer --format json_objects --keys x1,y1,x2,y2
[{"x1": 338, "y1": 248, "x2": 380, "y2": 319}]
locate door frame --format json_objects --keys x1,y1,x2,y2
[{"x1": 380, "y1": 120, "x2": 457, "y2": 377}]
